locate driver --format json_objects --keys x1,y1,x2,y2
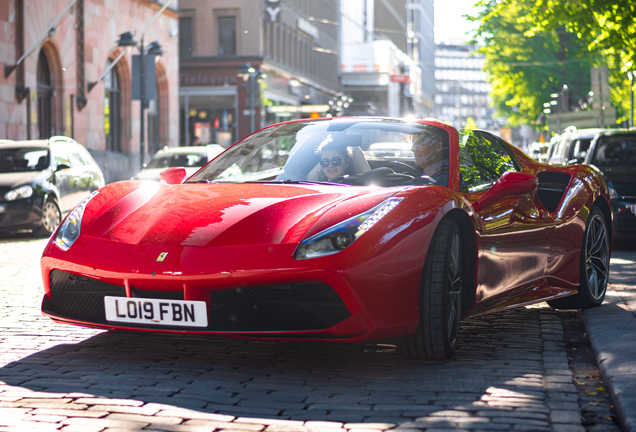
[{"x1": 410, "y1": 131, "x2": 448, "y2": 185}]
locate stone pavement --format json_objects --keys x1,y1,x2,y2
[
  {"x1": 0, "y1": 235, "x2": 607, "y2": 431},
  {"x1": 582, "y1": 248, "x2": 636, "y2": 432}
]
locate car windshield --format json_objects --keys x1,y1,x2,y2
[
  {"x1": 187, "y1": 119, "x2": 450, "y2": 187},
  {"x1": 591, "y1": 134, "x2": 636, "y2": 166},
  {"x1": 0, "y1": 147, "x2": 49, "y2": 173},
  {"x1": 146, "y1": 152, "x2": 209, "y2": 169}
]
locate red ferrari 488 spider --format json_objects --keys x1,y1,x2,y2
[{"x1": 41, "y1": 118, "x2": 612, "y2": 360}]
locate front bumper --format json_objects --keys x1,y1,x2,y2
[
  {"x1": 0, "y1": 198, "x2": 42, "y2": 231},
  {"x1": 41, "y1": 235, "x2": 421, "y2": 342},
  {"x1": 612, "y1": 199, "x2": 636, "y2": 235}
]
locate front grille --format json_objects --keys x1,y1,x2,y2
[
  {"x1": 46, "y1": 271, "x2": 351, "y2": 333},
  {"x1": 614, "y1": 214, "x2": 636, "y2": 232},
  {"x1": 616, "y1": 184, "x2": 636, "y2": 198},
  {"x1": 208, "y1": 282, "x2": 351, "y2": 332},
  {"x1": 48, "y1": 270, "x2": 126, "y2": 323}
]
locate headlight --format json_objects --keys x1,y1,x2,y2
[
  {"x1": 5, "y1": 185, "x2": 33, "y2": 201},
  {"x1": 608, "y1": 186, "x2": 618, "y2": 199},
  {"x1": 294, "y1": 197, "x2": 403, "y2": 260},
  {"x1": 54, "y1": 191, "x2": 99, "y2": 251}
]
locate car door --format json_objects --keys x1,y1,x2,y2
[{"x1": 460, "y1": 131, "x2": 554, "y2": 304}]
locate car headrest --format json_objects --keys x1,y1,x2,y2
[
  {"x1": 35, "y1": 156, "x2": 48, "y2": 171},
  {"x1": 0, "y1": 156, "x2": 14, "y2": 171},
  {"x1": 350, "y1": 145, "x2": 371, "y2": 173}
]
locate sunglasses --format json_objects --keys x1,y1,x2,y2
[{"x1": 320, "y1": 157, "x2": 343, "y2": 168}]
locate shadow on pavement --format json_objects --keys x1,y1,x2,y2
[{"x1": 0, "y1": 308, "x2": 565, "y2": 429}]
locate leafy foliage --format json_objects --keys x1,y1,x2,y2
[
  {"x1": 469, "y1": 0, "x2": 603, "y2": 128},
  {"x1": 527, "y1": 0, "x2": 636, "y2": 125},
  {"x1": 460, "y1": 131, "x2": 518, "y2": 192}
]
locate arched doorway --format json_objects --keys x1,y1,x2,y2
[{"x1": 37, "y1": 50, "x2": 54, "y2": 139}]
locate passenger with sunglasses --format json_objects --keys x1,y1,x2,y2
[{"x1": 318, "y1": 143, "x2": 353, "y2": 181}]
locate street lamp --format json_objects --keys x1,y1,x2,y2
[
  {"x1": 237, "y1": 63, "x2": 266, "y2": 134},
  {"x1": 115, "y1": 31, "x2": 163, "y2": 170},
  {"x1": 628, "y1": 70, "x2": 634, "y2": 128}
]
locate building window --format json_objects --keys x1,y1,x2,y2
[
  {"x1": 179, "y1": 17, "x2": 193, "y2": 58},
  {"x1": 219, "y1": 16, "x2": 236, "y2": 56},
  {"x1": 104, "y1": 61, "x2": 121, "y2": 153},
  {"x1": 37, "y1": 50, "x2": 54, "y2": 139}
]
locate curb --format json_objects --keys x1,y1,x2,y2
[{"x1": 581, "y1": 291, "x2": 636, "y2": 432}]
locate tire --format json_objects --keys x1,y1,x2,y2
[
  {"x1": 35, "y1": 198, "x2": 61, "y2": 237},
  {"x1": 405, "y1": 219, "x2": 463, "y2": 360},
  {"x1": 548, "y1": 206, "x2": 610, "y2": 309}
]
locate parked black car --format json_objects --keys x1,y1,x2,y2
[
  {"x1": 0, "y1": 137, "x2": 105, "y2": 236},
  {"x1": 585, "y1": 130, "x2": 636, "y2": 237}
]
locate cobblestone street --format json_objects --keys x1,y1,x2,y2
[{"x1": 0, "y1": 235, "x2": 616, "y2": 431}]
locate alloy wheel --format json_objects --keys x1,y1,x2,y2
[
  {"x1": 41, "y1": 201, "x2": 61, "y2": 234},
  {"x1": 585, "y1": 213, "x2": 609, "y2": 300}
]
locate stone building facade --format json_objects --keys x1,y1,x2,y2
[{"x1": 0, "y1": 0, "x2": 179, "y2": 183}]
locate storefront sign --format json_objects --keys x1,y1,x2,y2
[
  {"x1": 265, "y1": 0, "x2": 281, "y2": 22},
  {"x1": 180, "y1": 73, "x2": 238, "y2": 86},
  {"x1": 390, "y1": 74, "x2": 411, "y2": 84},
  {"x1": 297, "y1": 17, "x2": 319, "y2": 40}
]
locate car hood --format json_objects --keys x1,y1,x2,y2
[
  {"x1": 0, "y1": 170, "x2": 47, "y2": 188},
  {"x1": 81, "y1": 181, "x2": 399, "y2": 247},
  {"x1": 595, "y1": 165, "x2": 636, "y2": 196}
]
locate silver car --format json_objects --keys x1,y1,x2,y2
[
  {"x1": 132, "y1": 145, "x2": 225, "y2": 182},
  {"x1": 548, "y1": 127, "x2": 605, "y2": 166}
]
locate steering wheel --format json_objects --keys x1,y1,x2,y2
[{"x1": 381, "y1": 160, "x2": 420, "y2": 177}]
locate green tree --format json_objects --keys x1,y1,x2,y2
[
  {"x1": 527, "y1": 0, "x2": 636, "y2": 124},
  {"x1": 469, "y1": 0, "x2": 602, "y2": 127}
]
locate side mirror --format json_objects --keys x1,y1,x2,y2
[
  {"x1": 55, "y1": 164, "x2": 71, "y2": 172},
  {"x1": 159, "y1": 167, "x2": 187, "y2": 185},
  {"x1": 474, "y1": 171, "x2": 537, "y2": 212}
]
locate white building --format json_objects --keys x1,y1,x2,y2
[
  {"x1": 433, "y1": 43, "x2": 498, "y2": 131},
  {"x1": 339, "y1": 0, "x2": 433, "y2": 118}
]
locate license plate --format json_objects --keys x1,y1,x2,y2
[{"x1": 104, "y1": 296, "x2": 208, "y2": 327}]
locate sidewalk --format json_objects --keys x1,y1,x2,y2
[{"x1": 582, "y1": 249, "x2": 636, "y2": 432}]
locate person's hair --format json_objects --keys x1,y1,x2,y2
[{"x1": 412, "y1": 129, "x2": 447, "y2": 148}]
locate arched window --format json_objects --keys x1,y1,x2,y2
[
  {"x1": 37, "y1": 50, "x2": 54, "y2": 138},
  {"x1": 104, "y1": 61, "x2": 121, "y2": 152}
]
